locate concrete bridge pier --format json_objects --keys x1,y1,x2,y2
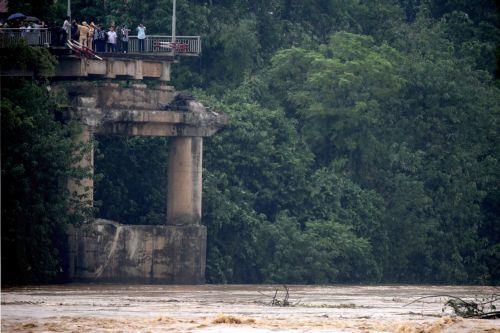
[
  {"x1": 167, "y1": 137, "x2": 203, "y2": 225},
  {"x1": 62, "y1": 82, "x2": 227, "y2": 284}
]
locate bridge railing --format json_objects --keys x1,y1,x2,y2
[
  {"x1": 128, "y1": 35, "x2": 201, "y2": 55},
  {"x1": 0, "y1": 28, "x2": 51, "y2": 47},
  {"x1": 0, "y1": 29, "x2": 201, "y2": 56}
]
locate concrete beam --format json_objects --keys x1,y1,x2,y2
[
  {"x1": 60, "y1": 82, "x2": 175, "y2": 110},
  {"x1": 55, "y1": 55, "x2": 172, "y2": 81},
  {"x1": 60, "y1": 82, "x2": 228, "y2": 137},
  {"x1": 93, "y1": 109, "x2": 227, "y2": 137}
]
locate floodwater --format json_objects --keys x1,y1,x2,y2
[{"x1": 1, "y1": 284, "x2": 499, "y2": 332}]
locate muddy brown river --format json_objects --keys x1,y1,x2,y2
[{"x1": 1, "y1": 284, "x2": 499, "y2": 332}]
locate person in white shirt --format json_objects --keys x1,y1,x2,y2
[
  {"x1": 107, "y1": 26, "x2": 117, "y2": 52},
  {"x1": 20, "y1": 22, "x2": 30, "y2": 36},
  {"x1": 137, "y1": 23, "x2": 146, "y2": 52},
  {"x1": 63, "y1": 16, "x2": 71, "y2": 39}
]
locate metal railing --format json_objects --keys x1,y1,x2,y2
[
  {"x1": 0, "y1": 28, "x2": 201, "y2": 56},
  {"x1": 128, "y1": 35, "x2": 201, "y2": 55},
  {"x1": 0, "y1": 28, "x2": 51, "y2": 47}
]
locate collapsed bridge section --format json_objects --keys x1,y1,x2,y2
[{"x1": 63, "y1": 82, "x2": 227, "y2": 283}]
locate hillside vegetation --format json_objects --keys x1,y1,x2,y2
[{"x1": 2, "y1": 0, "x2": 499, "y2": 284}]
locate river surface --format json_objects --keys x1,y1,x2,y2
[{"x1": 1, "y1": 284, "x2": 499, "y2": 332}]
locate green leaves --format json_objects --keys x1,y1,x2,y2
[
  {"x1": 1, "y1": 78, "x2": 85, "y2": 284},
  {"x1": 0, "y1": 40, "x2": 57, "y2": 77},
  {"x1": 257, "y1": 212, "x2": 378, "y2": 283},
  {"x1": 5, "y1": 0, "x2": 498, "y2": 285},
  {"x1": 94, "y1": 136, "x2": 170, "y2": 225}
]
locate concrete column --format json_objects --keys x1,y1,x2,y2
[
  {"x1": 105, "y1": 59, "x2": 116, "y2": 79},
  {"x1": 167, "y1": 137, "x2": 202, "y2": 225},
  {"x1": 67, "y1": 125, "x2": 94, "y2": 212},
  {"x1": 160, "y1": 62, "x2": 170, "y2": 81},
  {"x1": 80, "y1": 58, "x2": 88, "y2": 77},
  {"x1": 134, "y1": 60, "x2": 143, "y2": 80}
]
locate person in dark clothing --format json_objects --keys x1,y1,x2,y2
[
  {"x1": 101, "y1": 27, "x2": 109, "y2": 52},
  {"x1": 71, "y1": 20, "x2": 79, "y2": 41},
  {"x1": 120, "y1": 26, "x2": 130, "y2": 53},
  {"x1": 48, "y1": 23, "x2": 62, "y2": 46},
  {"x1": 94, "y1": 24, "x2": 106, "y2": 52},
  {"x1": 92, "y1": 24, "x2": 98, "y2": 50}
]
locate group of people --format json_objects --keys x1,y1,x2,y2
[
  {"x1": 1, "y1": 19, "x2": 48, "y2": 43},
  {"x1": 0, "y1": 19, "x2": 46, "y2": 30},
  {"x1": 1, "y1": 15, "x2": 149, "y2": 53},
  {"x1": 61, "y1": 17, "x2": 147, "y2": 53}
]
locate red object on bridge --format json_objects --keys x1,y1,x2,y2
[
  {"x1": 67, "y1": 40, "x2": 102, "y2": 60},
  {"x1": 153, "y1": 40, "x2": 188, "y2": 52}
]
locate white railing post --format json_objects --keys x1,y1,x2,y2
[{"x1": 172, "y1": 0, "x2": 176, "y2": 56}]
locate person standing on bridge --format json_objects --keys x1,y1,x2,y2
[
  {"x1": 20, "y1": 22, "x2": 30, "y2": 38},
  {"x1": 137, "y1": 23, "x2": 146, "y2": 52},
  {"x1": 62, "y1": 16, "x2": 70, "y2": 42},
  {"x1": 120, "y1": 26, "x2": 130, "y2": 53},
  {"x1": 77, "y1": 21, "x2": 89, "y2": 46},
  {"x1": 71, "y1": 20, "x2": 79, "y2": 41},
  {"x1": 87, "y1": 22, "x2": 95, "y2": 50},
  {"x1": 107, "y1": 26, "x2": 117, "y2": 52},
  {"x1": 93, "y1": 24, "x2": 104, "y2": 52},
  {"x1": 92, "y1": 24, "x2": 99, "y2": 51}
]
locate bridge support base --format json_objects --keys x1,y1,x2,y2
[{"x1": 67, "y1": 219, "x2": 206, "y2": 283}]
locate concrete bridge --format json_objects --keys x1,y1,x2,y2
[
  {"x1": 2, "y1": 35, "x2": 227, "y2": 283},
  {"x1": 65, "y1": 81, "x2": 226, "y2": 284},
  {"x1": 1, "y1": 28, "x2": 200, "y2": 81}
]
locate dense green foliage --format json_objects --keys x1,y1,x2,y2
[
  {"x1": 94, "y1": 136, "x2": 170, "y2": 225},
  {"x1": 0, "y1": 40, "x2": 58, "y2": 76},
  {"x1": 1, "y1": 69, "x2": 89, "y2": 283},
  {"x1": 4, "y1": 0, "x2": 500, "y2": 284}
]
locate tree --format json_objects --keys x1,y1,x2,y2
[
  {"x1": 94, "y1": 136, "x2": 170, "y2": 225},
  {"x1": 1, "y1": 79, "x2": 86, "y2": 283}
]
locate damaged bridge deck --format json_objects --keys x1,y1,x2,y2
[{"x1": 63, "y1": 82, "x2": 228, "y2": 136}]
